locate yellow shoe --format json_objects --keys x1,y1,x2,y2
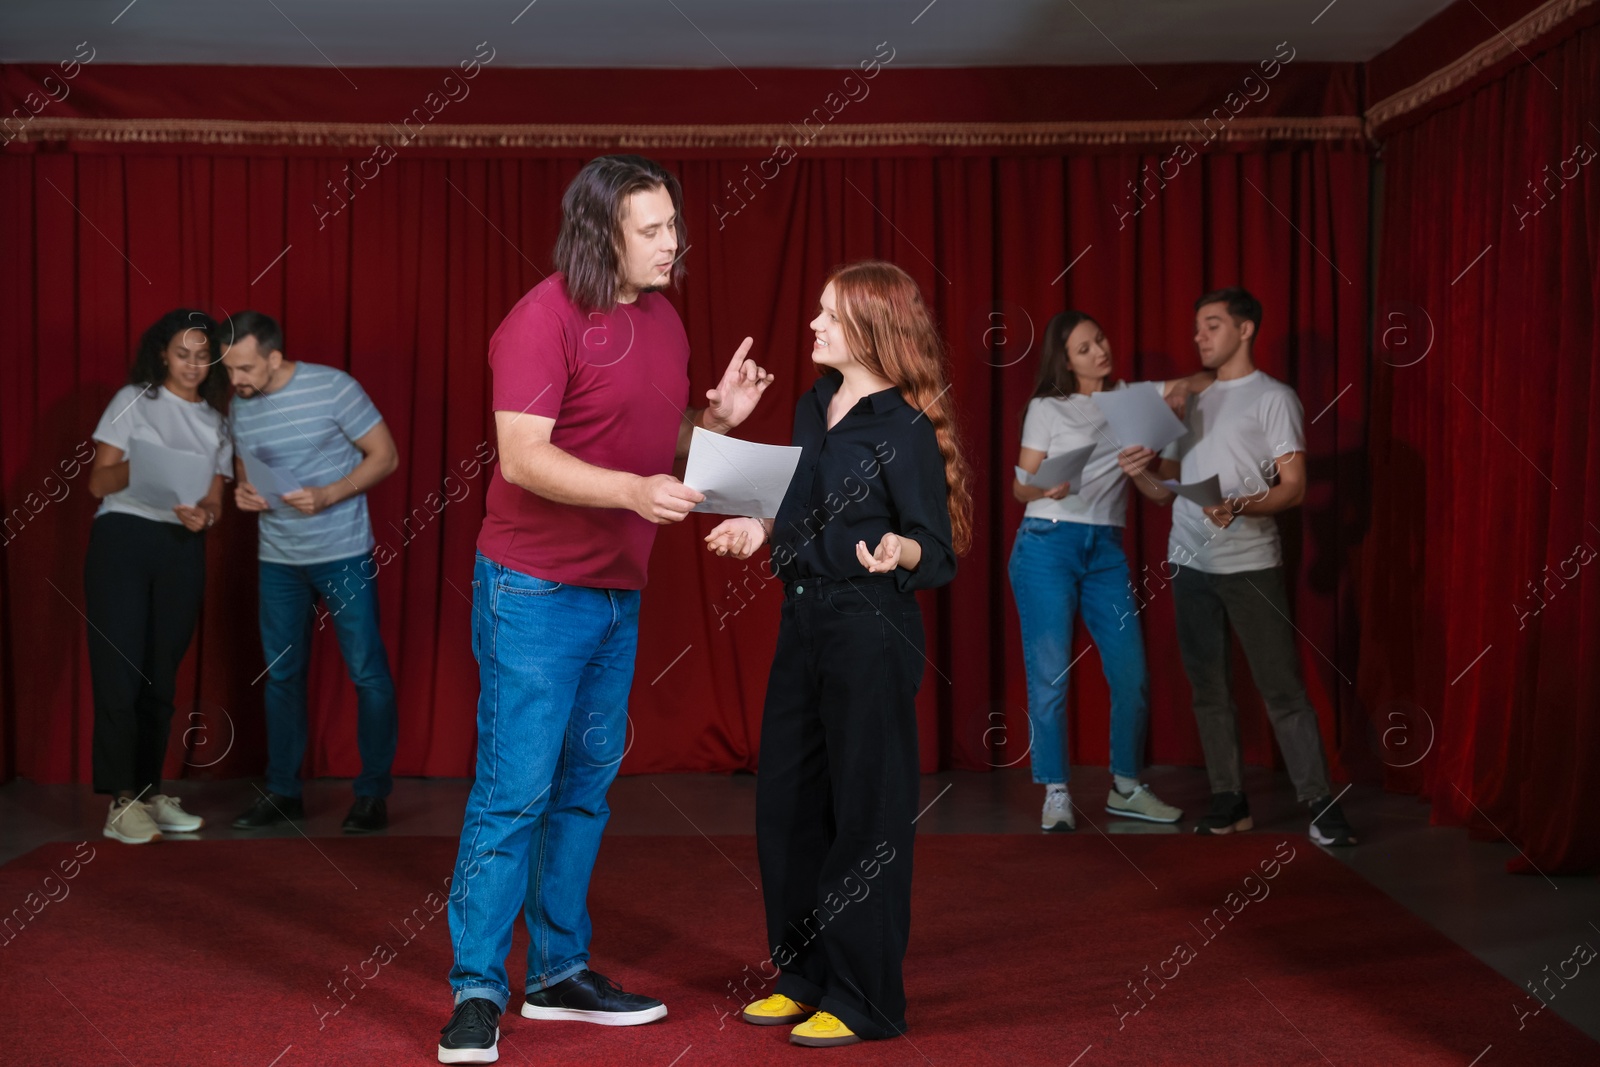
[
  {"x1": 790, "y1": 1011, "x2": 862, "y2": 1047},
  {"x1": 742, "y1": 994, "x2": 815, "y2": 1026}
]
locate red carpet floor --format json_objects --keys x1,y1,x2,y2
[{"x1": 0, "y1": 832, "x2": 1594, "y2": 1066}]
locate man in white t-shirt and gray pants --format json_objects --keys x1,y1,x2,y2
[{"x1": 1121, "y1": 288, "x2": 1355, "y2": 847}]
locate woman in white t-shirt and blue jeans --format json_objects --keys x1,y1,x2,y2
[
  {"x1": 85, "y1": 310, "x2": 232, "y2": 845},
  {"x1": 1008, "y1": 311, "x2": 1206, "y2": 832}
]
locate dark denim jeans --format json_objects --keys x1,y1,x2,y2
[
  {"x1": 258, "y1": 554, "x2": 398, "y2": 799},
  {"x1": 447, "y1": 554, "x2": 640, "y2": 1011}
]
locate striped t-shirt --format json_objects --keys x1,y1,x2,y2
[{"x1": 229, "y1": 362, "x2": 384, "y2": 565}]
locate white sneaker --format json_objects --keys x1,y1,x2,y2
[
  {"x1": 147, "y1": 794, "x2": 204, "y2": 832},
  {"x1": 104, "y1": 798, "x2": 162, "y2": 844},
  {"x1": 1106, "y1": 783, "x2": 1183, "y2": 824},
  {"x1": 1041, "y1": 789, "x2": 1075, "y2": 832}
]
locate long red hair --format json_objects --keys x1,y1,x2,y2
[{"x1": 826, "y1": 261, "x2": 973, "y2": 556}]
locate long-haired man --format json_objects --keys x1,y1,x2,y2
[{"x1": 438, "y1": 155, "x2": 773, "y2": 1064}]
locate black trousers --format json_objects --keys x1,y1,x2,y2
[
  {"x1": 83, "y1": 512, "x2": 207, "y2": 797},
  {"x1": 756, "y1": 574, "x2": 925, "y2": 1040}
]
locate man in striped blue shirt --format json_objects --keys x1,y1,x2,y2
[{"x1": 220, "y1": 311, "x2": 401, "y2": 835}]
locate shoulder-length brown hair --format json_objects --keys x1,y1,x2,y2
[
  {"x1": 553, "y1": 155, "x2": 688, "y2": 313},
  {"x1": 827, "y1": 261, "x2": 974, "y2": 557}
]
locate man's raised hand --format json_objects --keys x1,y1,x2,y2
[{"x1": 703, "y1": 337, "x2": 773, "y2": 431}]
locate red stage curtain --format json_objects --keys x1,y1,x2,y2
[
  {"x1": 0, "y1": 138, "x2": 1369, "y2": 791},
  {"x1": 1359, "y1": 17, "x2": 1600, "y2": 874}
]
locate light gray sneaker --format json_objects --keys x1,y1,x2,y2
[
  {"x1": 147, "y1": 794, "x2": 204, "y2": 833},
  {"x1": 1041, "y1": 790, "x2": 1075, "y2": 832},
  {"x1": 1106, "y1": 784, "x2": 1182, "y2": 824},
  {"x1": 104, "y1": 798, "x2": 162, "y2": 844}
]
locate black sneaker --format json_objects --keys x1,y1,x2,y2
[
  {"x1": 230, "y1": 791, "x2": 305, "y2": 830},
  {"x1": 438, "y1": 997, "x2": 500, "y2": 1064},
  {"x1": 342, "y1": 796, "x2": 388, "y2": 834},
  {"x1": 1193, "y1": 791, "x2": 1252, "y2": 835},
  {"x1": 520, "y1": 969, "x2": 667, "y2": 1026},
  {"x1": 1308, "y1": 795, "x2": 1357, "y2": 847}
]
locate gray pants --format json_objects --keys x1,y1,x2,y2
[{"x1": 1172, "y1": 565, "x2": 1331, "y2": 802}]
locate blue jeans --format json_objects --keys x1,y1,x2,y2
[
  {"x1": 1007, "y1": 518, "x2": 1149, "y2": 785},
  {"x1": 448, "y1": 553, "x2": 640, "y2": 1011},
  {"x1": 258, "y1": 554, "x2": 398, "y2": 798}
]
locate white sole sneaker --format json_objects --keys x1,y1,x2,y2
[
  {"x1": 1041, "y1": 791, "x2": 1075, "y2": 832},
  {"x1": 146, "y1": 795, "x2": 204, "y2": 832},
  {"x1": 103, "y1": 825, "x2": 162, "y2": 845},
  {"x1": 104, "y1": 799, "x2": 163, "y2": 845},
  {"x1": 1105, "y1": 786, "x2": 1183, "y2": 824},
  {"x1": 437, "y1": 1028, "x2": 498, "y2": 1064},
  {"x1": 520, "y1": 1003, "x2": 667, "y2": 1026},
  {"x1": 1309, "y1": 823, "x2": 1356, "y2": 847}
]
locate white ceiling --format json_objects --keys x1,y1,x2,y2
[{"x1": 1, "y1": 0, "x2": 1453, "y2": 68}]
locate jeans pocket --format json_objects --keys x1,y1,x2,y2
[{"x1": 498, "y1": 573, "x2": 563, "y2": 597}]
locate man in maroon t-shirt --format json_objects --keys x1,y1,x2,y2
[{"x1": 439, "y1": 156, "x2": 773, "y2": 1064}]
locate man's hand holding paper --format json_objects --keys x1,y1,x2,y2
[{"x1": 682, "y1": 426, "x2": 802, "y2": 518}]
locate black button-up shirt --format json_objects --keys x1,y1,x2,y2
[{"x1": 769, "y1": 370, "x2": 956, "y2": 592}]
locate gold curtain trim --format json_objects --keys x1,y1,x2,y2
[
  {"x1": 1366, "y1": 0, "x2": 1596, "y2": 131},
  {"x1": 8, "y1": 115, "x2": 1364, "y2": 150}
]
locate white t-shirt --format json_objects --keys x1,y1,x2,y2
[
  {"x1": 92, "y1": 384, "x2": 233, "y2": 525},
  {"x1": 1019, "y1": 380, "x2": 1167, "y2": 528},
  {"x1": 1164, "y1": 370, "x2": 1304, "y2": 574}
]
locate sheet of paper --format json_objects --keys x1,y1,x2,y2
[
  {"x1": 239, "y1": 447, "x2": 302, "y2": 509},
  {"x1": 1091, "y1": 384, "x2": 1188, "y2": 453},
  {"x1": 1014, "y1": 443, "x2": 1095, "y2": 493},
  {"x1": 1158, "y1": 474, "x2": 1223, "y2": 507},
  {"x1": 683, "y1": 426, "x2": 803, "y2": 517},
  {"x1": 125, "y1": 438, "x2": 216, "y2": 511}
]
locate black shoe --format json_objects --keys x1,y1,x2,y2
[
  {"x1": 438, "y1": 997, "x2": 500, "y2": 1064},
  {"x1": 342, "y1": 796, "x2": 388, "y2": 834},
  {"x1": 230, "y1": 791, "x2": 305, "y2": 830},
  {"x1": 1194, "y1": 791, "x2": 1252, "y2": 835},
  {"x1": 1308, "y1": 795, "x2": 1357, "y2": 847},
  {"x1": 520, "y1": 969, "x2": 667, "y2": 1026}
]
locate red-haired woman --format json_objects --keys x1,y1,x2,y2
[{"x1": 706, "y1": 261, "x2": 971, "y2": 1048}]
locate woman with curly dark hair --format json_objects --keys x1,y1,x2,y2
[{"x1": 84, "y1": 309, "x2": 232, "y2": 844}]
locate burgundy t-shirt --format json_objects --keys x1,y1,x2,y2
[{"x1": 477, "y1": 275, "x2": 690, "y2": 589}]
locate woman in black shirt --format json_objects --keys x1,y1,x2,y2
[{"x1": 706, "y1": 261, "x2": 971, "y2": 1047}]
